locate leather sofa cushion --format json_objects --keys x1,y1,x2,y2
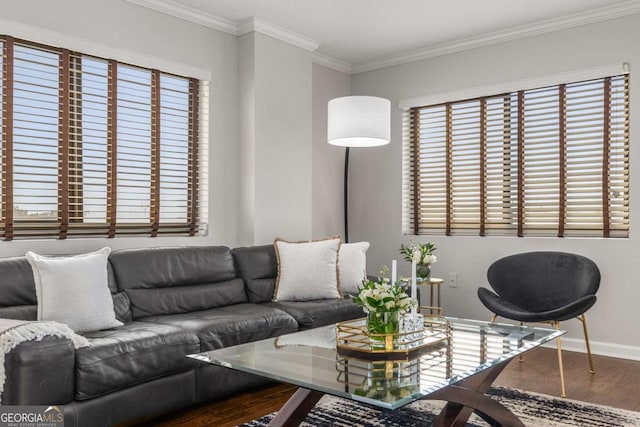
[
  {"x1": 110, "y1": 246, "x2": 247, "y2": 318},
  {"x1": 76, "y1": 322, "x2": 199, "y2": 400},
  {"x1": 0, "y1": 298, "x2": 128, "y2": 323},
  {"x1": 244, "y1": 278, "x2": 276, "y2": 304},
  {"x1": 0, "y1": 257, "x2": 37, "y2": 307},
  {"x1": 112, "y1": 292, "x2": 132, "y2": 324},
  {"x1": 232, "y1": 245, "x2": 277, "y2": 280},
  {"x1": 3, "y1": 336, "x2": 75, "y2": 405},
  {"x1": 141, "y1": 303, "x2": 298, "y2": 351},
  {"x1": 232, "y1": 245, "x2": 277, "y2": 303},
  {"x1": 263, "y1": 299, "x2": 365, "y2": 329},
  {"x1": 110, "y1": 246, "x2": 237, "y2": 290},
  {"x1": 65, "y1": 371, "x2": 197, "y2": 427},
  {"x1": 0, "y1": 305, "x2": 36, "y2": 321},
  {"x1": 125, "y1": 279, "x2": 247, "y2": 319}
]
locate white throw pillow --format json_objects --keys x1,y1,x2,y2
[
  {"x1": 26, "y1": 247, "x2": 123, "y2": 333},
  {"x1": 273, "y1": 237, "x2": 342, "y2": 301},
  {"x1": 339, "y1": 242, "x2": 370, "y2": 295}
]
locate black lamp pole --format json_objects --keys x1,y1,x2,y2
[{"x1": 343, "y1": 147, "x2": 350, "y2": 243}]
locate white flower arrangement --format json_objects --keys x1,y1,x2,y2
[
  {"x1": 400, "y1": 241, "x2": 437, "y2": 266},
  {"x1": 352, "y1": 268, "x2": 417, "y2": 315}
]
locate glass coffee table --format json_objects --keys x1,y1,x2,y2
[{"x1": 189, "y1": 317, "x2": 563, "y2": 427}]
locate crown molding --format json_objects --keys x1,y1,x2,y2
[
  {"x1": 125, "y1": 0, "x2": 321, "y2": 52},
  {"x1": 125, "y1": 0, "x2": 640, "y2": 75},
  {"x1": 124, "y1": 0, "x2": 238, "y2": 35},
  {"x1": 0, "y1": 17, "x2": 211, "y2": 80},
  {"x1": 238, "y1": 17, "x2": 320, "y2": 52},
  {"x1": 399, "y1": 62, "x2": 628, "y2": 109},
  {"x1": 312, "y1": 52, "x2": 352, "y2": 74},
  {"x1": 352, "y1": 0, "x2": 640, "y2": 74}
]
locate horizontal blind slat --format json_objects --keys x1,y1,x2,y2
[
  {"x1": 404, "y1": 73, "x2": 629, "y2": 237},
  {"x1": 0, "y1": 36, "x2": 206, "y2": 239}
]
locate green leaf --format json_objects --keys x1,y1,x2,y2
[{"x1": 366, "y1": 296, "x2": 382, "y2": 308}]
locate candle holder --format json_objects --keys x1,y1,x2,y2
[{"x1": 400, "y1": 312, "x2": 424, "y2": 348}]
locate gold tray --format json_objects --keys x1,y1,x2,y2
[{"x1": 335, "y1": 310, "x2": 450, "y2": 361}]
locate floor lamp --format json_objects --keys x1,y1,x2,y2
[{"x1": 327, "y1": 96, "x2": 391, "y2": 242}]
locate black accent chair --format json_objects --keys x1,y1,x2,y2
[{"x1": 477, "y1": 251, "x2": 600, "y2": 397}]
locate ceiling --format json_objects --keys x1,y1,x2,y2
[{"x1": 128, "y1": 0, "x2": 640, "y2": 73}]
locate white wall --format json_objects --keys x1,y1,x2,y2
[
  {"x1": 311, "y1": 63, "x2": 350, "y2": 239},
  {"x1": 238, "y1": 33, "x2": 256, "y2": 245},
  {"x1": 254, "y1": 33, "x2": 313, "y2": 244},
  {"x1": 238, "y1": 32, "x2": 314, "y2": 245},
  {"x1": 350, "y1": 14, "x2": 640, "y2": 359},
  {"x1": 0, "y1": 0, "x2": 241, "y2": 255}
]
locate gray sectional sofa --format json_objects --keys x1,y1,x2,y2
[{"x1": 0, "y1": 245, "x2": 365, "y2": 426}]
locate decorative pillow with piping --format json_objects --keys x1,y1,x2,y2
[
  {"x1": 339, "y1": 241, "x2": 370, "y2": 295},
  {"x1": 26, "y1": 247, "x2": 123, "y2": 333},
  {"x1": 273, "y1": 237, "x2": 342, "y2": 302}
]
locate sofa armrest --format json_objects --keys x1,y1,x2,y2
[{"x1": 2, "y1": 335, "x2": 75, "y2": 405}]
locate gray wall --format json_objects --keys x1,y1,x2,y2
[
  {"x1": 238, "y1": 32, "x2": 314, "y2": 245},
  {"x1": 311, "y1": 63, "x2": 350, "y2": 239},
  {"x1": 238, "y1": 33, "x2": 256, "y2": 245},
  {"x1": 253, "y1": 33, "x2": 313, "y2": 244},
  {"x1": 349, "y1": 14, "x2": 640, "y2": 359}
]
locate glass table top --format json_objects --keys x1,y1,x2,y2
[{"x1": 188, "y1": 317, "x2": 563, "y2": 410}]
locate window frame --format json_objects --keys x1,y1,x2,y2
[
  {"x1": 403, "y1": 70, "x2": 630, "y2": 238},
  {"x1": 0, "y1": 35, "x2": 208, "y2": 240}
]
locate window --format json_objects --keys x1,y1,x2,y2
[
  {"x1": 0, "y1": 36, "x2": 208, "y2": 240},
  {"x1": 403, "y1": 73, "x2": 629, "y2": 238}
]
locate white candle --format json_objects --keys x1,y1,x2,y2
[
  {"x1": 411, "y1": 260, "x2": 417, "y2": 315},
  {"x1": 391, "y1": 259, "x2": 397, "y2": 284}
]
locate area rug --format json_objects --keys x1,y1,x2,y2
[{"x1": 240, "y1": 387, "x2": 640, "y2": 427}]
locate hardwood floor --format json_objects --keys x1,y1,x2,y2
[
  {"x1": 146, "y1": 348, "x2": 640, "y2": 427},
  {"x1": 494, "y1": 347, "x2": 640, "y2": 411}
]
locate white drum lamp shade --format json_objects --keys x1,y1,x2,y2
[
  {"x1": 327, "y1": 96, "x2": 391, "y2": 147},
  {"x1": 327, "y1": 96, "x2": 391, "y2": 243}
]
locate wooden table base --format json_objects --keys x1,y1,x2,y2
[
  {"x1": 267, "y1": 359, "x2": 523, "y2": 427},
  {"x1": 267, "y1": 388, "x2": 324, "y2": 427},
  {"x1": 428, "y1": 359, "x2": 523, "y2": 427}
]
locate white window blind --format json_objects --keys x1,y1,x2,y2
[
  {"x1": 403, "y1": 74, "x2": 629, "y2": 238},
  {"x1": 13, "y1": 44, "x2": 59, "y2": 225},
  {"x1": 0, "y1": 35, "x2": 207, "y2": 240},
  {"x1": 78, "y1": 56, "x2": 109, "y2": 226},
  {"x1": 159, "y1": 74, "x2": 190, "y2": 224}
]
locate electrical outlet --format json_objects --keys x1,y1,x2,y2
[{"x1": 448, "y1": 273, "x2": 458, "y2": 288}]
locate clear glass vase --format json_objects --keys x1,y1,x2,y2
[
  {"x1": 416, "y1": 264, "x2": 431, "y2": 281},
  {"x1": 367, "y1": 310, "x2": 400, "y2": 350}
]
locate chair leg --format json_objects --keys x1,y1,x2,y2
[
  {"x1": 490, "y1": 314, "x2": 497, "y2": 323},
  {"x1": 578, "y1": 314, "x2": 595, "y2": 374},
  {"x1": 518, "y1": 322, "x2": 524, "y2": 362},
  {"x1": 553, "y1": 320, "x2": 567, "y2": 398}
]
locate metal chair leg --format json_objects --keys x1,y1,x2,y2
[
  {"x1": 554, "y1": 320, "x2": 567, "y2": 398},
  {"x1": 518, "y1": 321, "x2": 524, "y2": 362},
  {"x1": 490, "y1": 314, "x2": 497, "y2": 323},
  {"x1": 578, "y1": 314, "x2": 595, "y2": 374}
]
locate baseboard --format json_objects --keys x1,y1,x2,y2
[{"x1": 542, "y1": 337, "x2": 640, "y2": 361}]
